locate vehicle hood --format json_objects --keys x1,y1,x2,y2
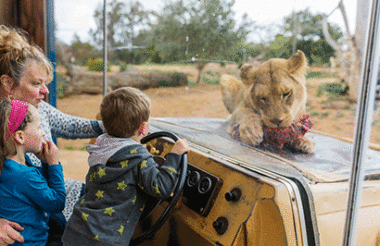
[{"x1": 149, "y1": 117, "x2": 380, "y2": 183}]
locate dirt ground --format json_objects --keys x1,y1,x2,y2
[{"x1": 57, "y1": 64, "x2": 380, "y2": 181}]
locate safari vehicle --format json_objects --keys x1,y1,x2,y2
[
  {"x1": 128, "y1": 2, "x2": 380, "y2": 246},
  {"x1": 2, "y1": 0, "x2": 380, "y2": 245}
]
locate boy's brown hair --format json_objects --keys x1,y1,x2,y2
[{"x1": 100, "y1": 87, "x2": 151, "y2": 138}]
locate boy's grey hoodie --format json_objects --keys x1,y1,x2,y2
[{"x1": 62, "y1": 134, "x2": 182, "y2": 246}]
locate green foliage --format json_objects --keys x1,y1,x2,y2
[
  {"x1": 150, "y1": 0, "x2": 252, "y2": 64},
  {"x1": 333, "y1": 113, "x2": 345, "y2": 119},
  {"x1": 87, "y1": 58, "x2": 111, "y2": 72},
  {"x1": 90, "y1": 1, "x2": 150, "y2": 48},
  {"x1": 261, "y1": 8, "x2": 342, "y2": 64},
  {"x1": 77, "y1": 0, "x2": 343, "y2": 69},
  {"x1": 200, "y1": 69, "x2": 222, "y2": 85},
  {"x1": 310, "y1": 112, "x2": 319, "y2": 117},
  {"x1": 70, "y1": 34, "x2": 101, "y2": 65},
  {"x1": 265, "y1": 35, "x2": 293, "y2": 59},
  {"x1": 64, "y1": 146, "x2": 75, "y2": 151},
  {"x1": 319, "y1": 112, "x2": 330, "y2": 119},
  {"x1": 316, "y1": 82, "x2": 348, "y2": 99},
  {"x1": 119, "y1": 63, "x2": 128, "y2": 72},
  {"x1": 306, "y1": 71, "x2": 337, "y2": 79},
  {"x1": 56, "y1": 74, "x2": 66, "y2": 99},
  {"x1": 80, "y1": 144, "x2": 89, "y2": 151}
]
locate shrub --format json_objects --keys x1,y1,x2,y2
[
  {"x1": 316, "y1": 82, "x2": 348, "y2": 99},
  {"x1": 119, "y1": 63, "x2": 128, "y2": 72},
  {"x1": 87, "y1": 58, "x2": 110, "y2": 72}
]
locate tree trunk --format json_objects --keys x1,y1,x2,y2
[
  {"x1": 196, "y1": 61, "x2": 208, "y2": 84},
  {"x1": 321, "y1": 0, "x2": 371, "y2": 101}
]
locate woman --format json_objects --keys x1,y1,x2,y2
[{"x1": 0, "y1": 25, "x2": 104, "y2": 245}]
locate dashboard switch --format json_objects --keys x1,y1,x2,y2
[
  {"x1": 225, "y1": 188, "x2": 242, "y2": 202},
  {"x1": 213, "y1": 217, "x2": 229, "y2": 235}
]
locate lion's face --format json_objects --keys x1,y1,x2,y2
[{"x1": 241, "y1": 51, "x2": 307, "y2": 128}]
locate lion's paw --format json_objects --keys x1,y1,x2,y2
[
  {"x1": 239, "y1": 123, "x2": 263, "y2": 146},
  {"x1": 292, "y1": 136, "x2": 315, "y2": 153}
]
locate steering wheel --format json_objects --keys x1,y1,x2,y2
[{"x1": 130, "y1": 131, "x2": 188, "y2": 245}]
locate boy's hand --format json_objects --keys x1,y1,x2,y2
[
  {"x1": 171, "y1": 139, "x2": 190, "y2": 155},
  {"x1": 36, "y1": 140, "x2": 60, "y2": 165}
]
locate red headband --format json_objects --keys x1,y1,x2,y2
[{"x1": 8, "y1": 100, "x2": 29, "y2": 136}]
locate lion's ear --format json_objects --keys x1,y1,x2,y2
[
  {"x1": 287, "y1": 50, "x2": 307, "y2": 75},
  {"x1": 240, "y1": 64, "x2": 254, "y2": 85}
]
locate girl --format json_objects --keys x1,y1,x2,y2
[
  {"x1": 0, "y1": 99, "x2": 66, "y2": 246},
  {"x1": 0, "y1": 25, "x2": 104, "y2": 245}
]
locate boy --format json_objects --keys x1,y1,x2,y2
[{"x1": 62, "y1": 87, "x2": 189, "y2": 246}]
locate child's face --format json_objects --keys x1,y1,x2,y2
[{"x1": 22, "y1": 105, "x2": 45, "y2": 154}]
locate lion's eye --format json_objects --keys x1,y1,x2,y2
[
  {"x1": 259, "y1": 97, "x2": 266, "y2": 103},
  {"x1": 283, "y1": 92, "x2": 291, "y2": 99}
]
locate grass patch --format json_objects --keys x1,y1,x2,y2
[
  {"x1": 201, "y1": 77, "x2": 220, "y2": 85},
  {"x1": 310, "y1": 111, "x2": 319, "y2": 117},
  {"x1": 306, "y1": 71, "x2": 337, "y2": 79},
  {"x1": 80, "y1": 144, "x2": 89, "y2": 151},
  {"x1": 306, "y1": 83, "x2": 314, "y2": 88},
  {"x1": 333, "y1": 113, "x2": 345, "y2": 119},
  {"x1": 200, "y1": 69, "x2": 222, "y2": 85},
  {"x1": 319, "y1": 112, "x2": 330, "y2": 119},
  {"x1": 316, "y1": 82, "x2": 348, "y2": 99},
  {"x1": 64, "y1": 146, "x2": 75, "y2": 151},
  {"x1": 306, "y1": 105, "x2": 314, "y2": 111}
]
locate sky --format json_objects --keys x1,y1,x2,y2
[{"x1": 55, "y1": 0, "x2": 358, "y2": 45}]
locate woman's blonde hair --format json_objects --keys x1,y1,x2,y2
[
  {"x1": 0, "y1": 99, "x2": 32, "y2": 174},
  {"x1": 0, "y1": 25, "x2": 53, "y2": 87}
]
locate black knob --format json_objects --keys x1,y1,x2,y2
[
  {"x1": 212, "y1": 217, "x2": 229, "y2": 235},
  {"x1": 213, "y1": 220, "x2": 223, "y2": 230},
  {"x1": 225, "y1": 188, "x2": 242, "y2": 202}
]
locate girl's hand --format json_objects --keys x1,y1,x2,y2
[
  {"x1": 36, "y1": 140, "x2": 60, "y2": 165},
  {"x1": 0, "y1": 219, "x2": 24, "y2": 246},
  {"x1": 171, "y1": 139, "x2": 190, "y2": 155}
]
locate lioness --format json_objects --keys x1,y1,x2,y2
[{"x1": 221, "y1": 50, "x2": 315, "y2": 153}]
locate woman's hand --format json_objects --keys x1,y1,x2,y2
[
  {"x1": 0, "y1": 219, "x2": 24, "y2": 246},
  {"x1": 36, "y1": 140, "x2": 60, "y2": 165}
]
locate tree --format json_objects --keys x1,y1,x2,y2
[
  {"x1": 150, "y1": 0, "x2": 252, "y2": 84},
  {"x1": 321, "y1": 0, "x2": 370, "y2": 100},
  {"x1": 89, "y1": 0, "x2": 126, "y2": 49},
  {"x1": 70, "y1": 34, "x2": 100, "y2": 65},
  {"x1": 89, "y1": 0, "x2": 151, "y2": 50},
  {"x1": 281, "y1": 9, "x2": 343, "y2": 65},
  {"x1": 124, "y1": 1, "x2": 150, "y2": 46}
]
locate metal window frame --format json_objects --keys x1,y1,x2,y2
[{"x1": 343, "y1": 0, "x2": 380, "y2": 245}]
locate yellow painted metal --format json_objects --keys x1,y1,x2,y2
[
  {"x1": 310, "y1": 180, "x2": 380, "y2": 246},
  {"x1": 139, "y1": 140, "x2": 294, "y2": 245}
]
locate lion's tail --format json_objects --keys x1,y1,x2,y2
[{"x1": 220, "y1": 74, "x2": 245, "y2": 114}]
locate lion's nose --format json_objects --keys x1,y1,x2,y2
[{"x1": 270, "y1": 118, "x2": 283, "y2": 126}]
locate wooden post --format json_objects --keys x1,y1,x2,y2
[
  {"x1": 0, "y1": 1, "x2": 16, "y2": 26},
  {"x1": 18, "y1": 0, "x2": 46, "y2": 52}
]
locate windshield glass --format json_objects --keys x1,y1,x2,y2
[{"x1": 54, "y1": 0, "x2": 379, "y2": 245}]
